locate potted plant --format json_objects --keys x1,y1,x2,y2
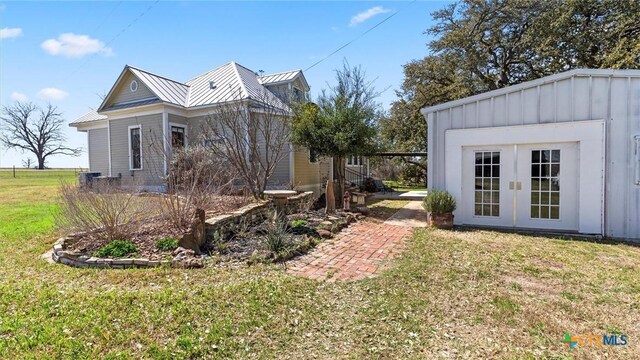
[{"x1": 422, "y1": 190, "x2": 456, "y2": 229}]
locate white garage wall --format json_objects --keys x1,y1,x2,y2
[{"x1": 423, "y1": 69, "x2": 640, "y2": 240}]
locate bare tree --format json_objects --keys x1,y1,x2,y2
[
  {"x1": 0, "y1": 102, "x2": 81, "y2": 169},
  {"x1": 201, "y1": 86, "x2": 292, "y2": 200}
]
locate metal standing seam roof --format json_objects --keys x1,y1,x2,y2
[
  {"x1": 128, "y1": 66, "x2": 189, "y2": 107},
  {"x1": 185, "y1": 61, "x2": 289, "y2": 110},
  {"x1": 75, "y1": 62, "x2": 303, "y2": 125},
  {"x1": 259, "y1": 70, "x2": 301, "y2": 85},
  {"x1": 69, "y1": 110, "x2": 108, "y2": 126}
]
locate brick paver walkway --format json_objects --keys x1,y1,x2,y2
[{"x1": 287, "y1": 221, "x2": 413, "y2": 281}]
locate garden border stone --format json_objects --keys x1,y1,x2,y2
[{"x1": 51, "y1": 234, "x2": 171, "y2": 269}]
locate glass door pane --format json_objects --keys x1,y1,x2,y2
[{"x1": 474, "y1": 151, "x2": 500, "y2": 217}]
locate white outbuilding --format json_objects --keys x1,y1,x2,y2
[{"x1": 421, "y1": 69, "x2": 640, "y2": 241}]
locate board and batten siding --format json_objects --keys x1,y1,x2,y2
[
  {"x1": 424, "y1": 70, "x2": 640, "y2": 240},
  {"x1": 109, "y1": 114, "x2": 164, "y2": 187},
  {"x1": 87, "y1": 128, "x2": 109, "y2": 175},
  {"x1": 110, "y1": 72, "x2": 157, "y2": 105}
]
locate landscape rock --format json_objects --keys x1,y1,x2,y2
[
  {"x1": 178, "y1": 208, "x2": 206, "y2": 255},
  {"x1": 317, "y1": 229, "x2": 333, "y2": 239}
]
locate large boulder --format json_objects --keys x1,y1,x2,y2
[{"x1": 178, "y1": 209, "x2": 206, "y2": 254}]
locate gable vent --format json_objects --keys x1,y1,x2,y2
[{"x1": 209, "y1": 81, "x2": 217, "y2": 90}]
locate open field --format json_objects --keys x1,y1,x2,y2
[{"x1": 1, "y1": 174, "x2": 639, "y2": 358}]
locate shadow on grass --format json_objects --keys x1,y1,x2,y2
[{"x1": 365, "y1": 198, "x2": 410, "y2": 222}]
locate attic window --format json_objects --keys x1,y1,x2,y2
[
  {"x1": 130, "y1": 80, "x2": 138, "y2": 92},
  {"x1": 209, "y1": 81, "x2": 217, "y2": 90}
]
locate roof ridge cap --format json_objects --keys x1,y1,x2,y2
[
  {"x1": 127, "y1": 65, "x2": 188, "y2": 86},
  {"x1": 230, "y1": 61, "x2": 250, "y2": 99}
]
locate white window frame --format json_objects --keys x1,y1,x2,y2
[
  {"x1": 128, "y1": 125, "x2": 143, "y2": 170},
  {"x1": 169, "y1": 123, "x2": 188, "y2": 149},
  {"x1": 346, "y1": 155, "x2": 362, "y2": 167}
]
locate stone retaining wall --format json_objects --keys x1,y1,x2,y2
[
  {"x1": 51, "y1": 191, "x2": 315, "y2": 269},
  {"x1": 51, "y1": 234, "x2": 170, "y2": 269},
  {"x1": 206, "y1": 191, "x2": 314, "y2": 241}
]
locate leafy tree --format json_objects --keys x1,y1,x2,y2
[
  {"x1": 0, "y1": 102, "x2": 81, "y2": 169},
  {"x1": 292, "y1": 62, "x2": 380, "y2": 207},
  {"x1": 381, "y1": 0, "x2": 640, "y2": 185}
]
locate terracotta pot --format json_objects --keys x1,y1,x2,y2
[{"x1": 428, "y1": 213, "x2": 454, "y2": 229}]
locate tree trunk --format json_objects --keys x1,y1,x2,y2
[
  {"x1": 37, "y1": 156, "x2": 45, "y2": 170},
  {"x1": 325, "y1": 180, "x2": 335, "y2": 214},
  {"x1": 334, "y1": 156, "x2": 345, "y2": 209}
]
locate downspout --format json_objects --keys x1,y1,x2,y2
[
  {"x1": 162, "y1": 109, "x2": 169, "y2": 176},
  {"x1": 289, "y1": 143, "x2": 295, "y2": 188}
]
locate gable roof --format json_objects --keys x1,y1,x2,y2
[
  {"x1": 79, "y1": 61, "x2": 304, "y2": 125},
  {"x1": 128, "y1": 66, "x2": 189, "y2": 106},
  {"x1": 259, "y1": 69, "x2": 309, "y2": 90}
]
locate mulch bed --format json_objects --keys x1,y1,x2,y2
[
  {"x1": 67, "y1": 195, "x2": 253, "y2": 261},
  {"x1": 206, "y1": 209, "x2": 360, "y2": 264}
]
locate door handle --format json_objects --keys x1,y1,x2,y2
[{"x1": 509, "y1": 181, "x2": 522, "y2": 190}]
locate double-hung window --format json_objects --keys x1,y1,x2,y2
[
  {"x1": 171, "y1": 125, "x2": 186, "y2": 149},
  {"x1": 128, "y1": 125, "x2": 142, "y2": 170}
]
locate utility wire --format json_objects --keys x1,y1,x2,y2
[
  {"x1": 305, "y1": 0, "x2": 418, "y2": 72},
  {"x1": 66, "y1": 0, "x2": 159, "y2": 80}
]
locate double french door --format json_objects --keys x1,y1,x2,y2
[{"x1": 461, "y1": 143, "x2": 579, "y2": 231}]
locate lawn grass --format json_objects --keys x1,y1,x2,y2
[
  {"x1": 1, "y1": 173, "x2": 639, "y2": 358},
  {"x1": 382, "y1": 180, "x2": 427, "y2": 192}
]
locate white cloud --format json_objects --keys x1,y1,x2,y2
[
  {"x1": 0, "y1": 27, "x2": 22, "y2": 39},
  {"x1": 349, "y1": 6, "x2": 391, "y2": 27},
  {"x1": 10, "y1": 92, "x2": 28, "y2": 102},
  {"x1": 37, "y1": 88, "x2": 68, "y2": 101},
  {"x1": 41, "y1": 33, "x2": 112, "y2": 58}
]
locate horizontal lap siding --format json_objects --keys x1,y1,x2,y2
[
  {"x1": 109, "y1": 114, "x2": 164, "y2": 187},
  {"x1": 88, "y1": 128, "x2": 109, "y2": 175},
  {"x1": 111, "y1": 73, "x2": 156, "y2": 105}
]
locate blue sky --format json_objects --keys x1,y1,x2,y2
[{"x1": 0, "y1": 1, "x2": 446, "y2": 168}]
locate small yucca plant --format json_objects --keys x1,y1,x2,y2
[{"x1": 422, "y1": 190, "x2": 456, "y2": 215}]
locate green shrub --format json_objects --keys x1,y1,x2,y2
[
  {"x1": 422, "y1": 190, "x2": 456, "y2": 214},
  {"x1": 290, "y1": 219, "x2": 307, "y2": 228},
  {"x1": 94, "y1": 240, "x2": 138, "y2": 258},
  {"x1": 156, "y1": 237, "x2": 179, "y2": 251}
]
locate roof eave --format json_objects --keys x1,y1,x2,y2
[{"x1": 421, "y1": 68, "x2": 640, "y2": 115}]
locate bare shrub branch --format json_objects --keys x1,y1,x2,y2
[
  {"x1": 201, "y1": 86, "x2": 292, "y2": 200},
  {"x1": 161, "y1": 145, "x2": 239, "y2": 232},
  {"x1": 56, "y1": 180, "x2": 149, "y2": 241}
]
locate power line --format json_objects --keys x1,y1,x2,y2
[
  {"x1": 66, "y1": 0, "x2": 159, "y2": 80},
  {"x1": 305, "y1": 0, "x2": 418, "y2": 72}
]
